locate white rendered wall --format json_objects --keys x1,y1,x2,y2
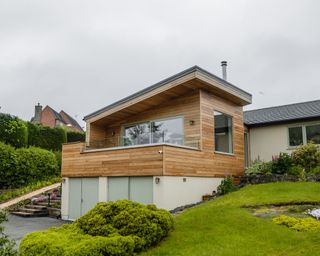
[
  {"x1": 249, "y1": 124, "x2": 290, "y2": 162},
  {"x1": 98, "y1": 177, "x2": 108, "y2": 202},
  {"x1": 153, "y1": 176, "x2": 223, "y2": 210},
  {"x1": 61, "y1": 177, "x2": 69, "y2": 220}
]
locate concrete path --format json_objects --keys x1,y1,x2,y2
[
  {"x1": 0, "y1": 182, "x2": 61, "y2": 210},
  {"x1": 3, "y1": 214, "x2": 70, "y2": 247}
]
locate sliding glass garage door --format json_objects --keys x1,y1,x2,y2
[{"x1": 108, "y1": 177, "x2": 153, "y2": 204}]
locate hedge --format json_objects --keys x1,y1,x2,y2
[
  {"x1": 0, "y1": 142, "x2": 59, "y2": 189},
  {"x1": 0, "y1": 114, "x2": 84, "y2": 151},
  {"x1": 20, "y1": 200, "x2": 174, "y2": 256},
  {"x1": 0, "y1": 113, "x2": 28, "y2": 148},
  {"x1": 27, "y1": 123, "x2": 67, "y2": 151},
  {"x1": 66, "y1": 131, "x2": 85, "y2": 143}
]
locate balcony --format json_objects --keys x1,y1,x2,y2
[{"x1": 61, "y1": 140, "x2": 206, "y2": 179}]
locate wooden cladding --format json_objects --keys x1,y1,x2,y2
[
  {"x1": 88, "y1": 91, "x2": 201, "y2": 149},
  {"x1": 63, "y1": 88, "x2": 246, "y2": 178},
  {"x1": 62, "y1": 143, "x2": 164, "y2": 177}
]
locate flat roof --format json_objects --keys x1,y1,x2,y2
[{"x1": 84, "y1": 65, "x2": 252, "y2": 121}]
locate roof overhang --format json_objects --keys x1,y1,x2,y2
[{"x1": 84, "y1": 66, "x2": 252, "y2": 125}]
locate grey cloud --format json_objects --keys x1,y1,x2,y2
[{"x1": 1, "y1": 0, "x2": 320, "y2": 128}]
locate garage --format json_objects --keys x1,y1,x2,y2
[
  {"x1": 68, "y1": 177, "x2": 99, "y2": 220},
  {"x1": 108, "y1": 176, "x2": 153, "y2": 204}
]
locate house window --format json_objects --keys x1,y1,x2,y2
[
  {"x1": 151, "y1": 118, "x2": 183, "y2": 145},
  {"x1": 214, "y1": 111, "x2": 233, "y2": 153},
  {"x1": 123, "y1": 122, "x2": 150, "y2": 146},
  {"x1": 288, "y1": 127, "x2": 303, "y2": 146},
  {"x1": 122, "y1": 117, "x2": 183, "y2": 146},
  {"x1": 288, "y1": 123, "x2": 320, "y2": 147},
  {"x1": 306, "y1": 124, "x2": 320, "y2": 144}
]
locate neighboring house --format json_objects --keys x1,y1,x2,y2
[
  {"x1": 61, "y1": 65, "x2": 252, "y2": 220},
  {"x1": 31, "y1": 103, "x2": 83, "y2": 132},
  {"x1": 244, "y1": 100, "x2": 320, "y2": 162}
]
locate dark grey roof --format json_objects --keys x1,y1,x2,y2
[
  {"x1": 84, "y1": 65, "x2": 252, "y2": 121},
  {"x1": 244, "y1": 100, "x2": 320, "y2": 126}
]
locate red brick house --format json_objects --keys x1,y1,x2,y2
[{"x1": 31, "y1": 103, "x2": 83, "y2": 132}]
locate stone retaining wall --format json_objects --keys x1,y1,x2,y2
[{"x1": 239, "y1": 174, "x2": 320, "y2": 187}]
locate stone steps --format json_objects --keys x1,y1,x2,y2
[
  {"x1": 11, "y1": 211, "x2": 48, "y2": 218},
  {"x1": 9, "y1": 187, "x2": 61, "y2": 218}
]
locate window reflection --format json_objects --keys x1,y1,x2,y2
[
  {"x1": 306, "y1": 124, "x2": 320, "y2": 144},
  {"x1": 123, "y1": 123, "x2": 150, "y2": 146},
  {"x1": 151, "y1": 118, "x2": 183, "y2": 145},
  {"x1": 214, "y1": 111, "x2": 233, "y2": 153},
  {"x1": 123, "y1": 117, "x2": 183, "y2": 146}
]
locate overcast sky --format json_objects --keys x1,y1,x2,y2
[{"x1": 1, "y1": 0, "x2": 319, "y2": 128}]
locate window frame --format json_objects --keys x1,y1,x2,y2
[
  {"x1": 287, "y1": 121, "x2": 320, "y2": 149},
  {"x1": 121, "y1": 115, "x2": 185, "y2": 147},
  {"x1": 213, "y1": 110, "x2": 234, "y2": 155}
]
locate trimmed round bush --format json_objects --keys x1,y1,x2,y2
[
  {"x1": 0, "y1": 142, "x2": 59, "y2": 189},
  {"x1": 20, "y1": 200, "x2": 174, "y2": 255}
]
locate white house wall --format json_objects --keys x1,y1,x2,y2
[
  {"x1": 153, "y1": 176, "x2": 223, "y2": 210},
  {"x1": 249, "y1": 124, "x2": 290, "y2": 161},
  {"x1": 61, "y1": 177, "x2": 69, "y2": 220},
  {"x1": 62, "y1": 176, "x2": 223, "y2": 220}
]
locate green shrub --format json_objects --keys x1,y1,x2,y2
[
  {"x1": 271, "y1": 153, "x2": 293, "y2": 174},
  {"x1": 53, "y1": 151, "x2": 62, "y2": 170},
  {"x1": 0, "y1": 114, "x2": 27, "y2": 148},
  {"x1": 67, "y1": 131, "x2": 85, "y2": 143},
  {"x1": 0, "y1": 142, "x2": 17, "y2": 189},
  {"x1": 309, "y1": 166, "x2": 320, "y2": 175},
  {"x1": 273, "y1": 215, "x2": 320, "y2": 232},
  {"x1": 20, "y1": 200, "x2": 174, "y2": 255},
  {"x1": 217, "y1": 176, "x2": 237, "y2": 195},
  {"x1": 15, "y1": 147, "x2": 59, "y2": 185},
  {"x1": 0, "y1": 142, "x2": 59, "y2": 189},
  {"x1": 292, "y1": 142, "x2": 320, "y2": 172},
  {"x1": 20, "y1": 225, "x2": 135, "y2": 256},
  {"x1": 245, "y1": 160, "x2": 272, "y2": 175},
  {"x1": 287, "y1": 166, "x2": 304, "y2": 175},
  {"x1": 0, "y1": 211, "x2": 17, "y2": 256},
  {"x1": 27, "y1": 123, "x2": 67, "y2": 151}
]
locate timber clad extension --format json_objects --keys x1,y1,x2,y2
[{"x1": 61, "y1": 66, "x2": 252, "y2": 219}]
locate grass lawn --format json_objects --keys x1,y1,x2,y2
[{"x1": 141, "y1": 182, "x2": 320, "y2": 256}]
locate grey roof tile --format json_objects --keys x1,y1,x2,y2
[{"x1": 244, "y1": 100, "x2": 320, "y2": 126}]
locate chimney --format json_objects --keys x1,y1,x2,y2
[
  {"x1": 33, "y1": 103, "x2": 42, "y2": 124},
  {"x1": 221, "y1": 61, "x2": 227, "y2": 80}
]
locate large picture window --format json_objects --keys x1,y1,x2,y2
[
  {"x1": 214, "y1": 111, "x2": 233, "y2": 153},
  {"x1": 122, "y1": 117, "x2": 183, "y2": 146},
  {"x1": 288, "y1": 123, "x2": 320, "y2": 147}
]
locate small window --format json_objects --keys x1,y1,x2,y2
[
  {"x1": 306, "y1": 124, "x2": 320, "y2": 144},
  {"x1": 214, "y1": 111, "x2": 233, "y2": 153},
  {"x1": 288, "y1": 126, "x2": 303, "y2": 147}
]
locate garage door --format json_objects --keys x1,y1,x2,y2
[
  {"x1": 108, "y1": 177, "x2": 153, "y2": 204},
  {"x1": 69, "y1": 178, "x2": 99, "y2": 220}
]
